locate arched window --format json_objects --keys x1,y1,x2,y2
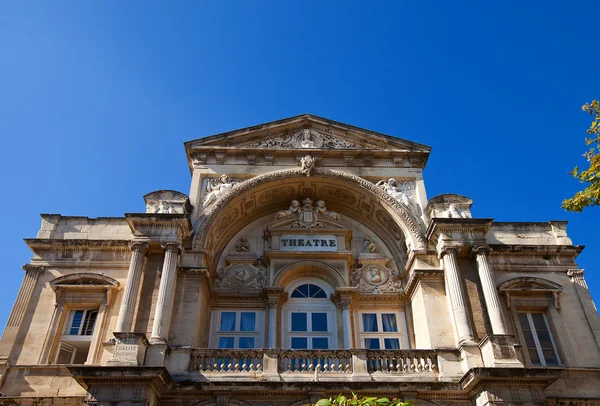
[
  {"x1": 284, "y1": 279, "x2": 337, "y2": 349},
  {"x1": 290, "y1": 284, "x2": 327, "y2": 299}
]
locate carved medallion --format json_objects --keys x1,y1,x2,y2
[
  {"x1": 214, "y1": 263, "x2": 266, "y2": 291},
  {"x1": 351, "y1": 264, "x2": 401, "y2": 294}
]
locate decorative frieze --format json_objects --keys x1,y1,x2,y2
[{"x1": 214, "y1": 263, "x2": 267, "y2": 291}]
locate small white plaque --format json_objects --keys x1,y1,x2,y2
[{"x1": 280, "y1": 235, "x2": 338, "y2": 251}]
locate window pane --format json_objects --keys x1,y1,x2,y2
[
  {"x1": 82, "y1": 310, "x2": 98, "y2": 336},
  {"x1": 309, "y1": 285, "x2": 327, "y2": 298},
  {"x1": 312, "y1": 313, "x2": 328, "y2": 332},
  {"x1": 240, "y1": 312, "x2": 256, "y2": 332},
  {"x1": 291, "y1": 284, "x2": 309, "y2": 298},
  {"x1": 364, "y1": 338, "x2": 380, "y2": 349},
  {"x1": 220, "y1": 312, "x2": 236, "y2": 331},
  {"x1": 68, "y1": 310, "x2": 84, "y2": 335},
  {"x1": 218, "y1": 337, "x2": 235, "y2": 349},
  {"x1": 530, "y1": 313, "x2": 547, "y2": 331},
  {"x1": 292, "y1": 313, "x2": 308, "y2": 331},
  {"x1": 384, "y1": 338, "x2": 400, "y2": 349},
  {"x1": 528, "y1": 348, "x2": 542, "y2": 366},
  {"x1": 381, "y1": 314, "x2": 398, "y2": 332},
  {"x1": 362, "y1": 314, "x2": 378, "y2": 332},
  {"x1": 239, "y1": 337, "x2": 255, "y2": 349},
  {"x1": 291, "y1": 337, "x2": 308, "y2": 349},
  {"x1": 542, "y1": 349, "x2": 560, "y2": 366},
  {"x1": 312, "y1": 338, "x2": 328, "y2": 349}
]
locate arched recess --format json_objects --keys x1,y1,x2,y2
[
  {"x1": 192, "y1": 168, "x2": 426, "y2": 275},
  {"x1": 274, "y1": 260, "x2": 345, "y2": 289}
]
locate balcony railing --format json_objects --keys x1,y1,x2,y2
[{"x1": 181, "y1": 348, "x2": 450, "y2": 381}]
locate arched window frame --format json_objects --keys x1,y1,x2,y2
[{"x1": 283, "y1": 278, "x2": 338, "y2": 349}]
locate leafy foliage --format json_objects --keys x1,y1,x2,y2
[
  {"x1": 313, "y1": 394, "x2": 413, "y2": 406},
  {"x1": 562, "y1": 100, "x2": 600, "y2": 211}
]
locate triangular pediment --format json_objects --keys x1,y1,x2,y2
[{"x1": 184, "y1": 114, "x2": 431, "y2": 152}]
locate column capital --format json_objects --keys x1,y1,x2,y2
[
  {"x1": 21, "y1": 264, "x2": 46, "y2": 273},
  {"x1": 161, "y1": 242, "x2": 182, "y2": 255},
  {"x1": 437, "y1": 244, "x2": 461, "y2": 259},
  {"x1": 129, "y1": 241, "x2": 150, "y2": 254},
  {"x1": 567, "y1": 269, "x2": 585, "y2": 278},
  {"x1": 472, "y1": 244, "x2": 491, "y2": 256},
  {"x1": 263, "y1": 286, "x2": 286, "y2": 306}
]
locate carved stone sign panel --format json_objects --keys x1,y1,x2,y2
[{"x1": 280, "y1": 234, "x2": 338, "y2": 251}]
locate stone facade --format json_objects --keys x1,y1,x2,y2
[{"x1": 1, "y1": 114, "x2": 599, "y2": 405}]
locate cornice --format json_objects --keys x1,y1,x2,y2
[
  {"x1": 24, "y1": 239, "x2": 131, "y2": 252},
  {"x1": 404, "y1": 269, "x2": 445, "y2": 298},
  {"x1": 426, "y1": 218, "x2": 494, "y2": 241}
]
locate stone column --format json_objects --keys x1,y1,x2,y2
[
  {"x1": 438, "y1": 245, "x2": 476, "y2": 345},
  {"x1": 0, "y1": 264, "x2": 44, "y2": 363},
  {"x1": 264, "y1": 287, "x2": 285, "y2": 348},
  {"x1": 151, "y1": 243, "x2": 181, "y2": 342},
  {"x1": 341, "y1": 302, "x2": 352, "y2": 349},
  {"x1": 472, "y1": 245, "x2": 507, "y2": 335},
  {"x1": 336, "y1": 287, "x2": 356, "y2": 349},
  {"x1": 568, "y1": 269, "x2": 600, "y2": 351},
  {"x1": 115, "y1": 242, "x2": 149, "y2": 332}
]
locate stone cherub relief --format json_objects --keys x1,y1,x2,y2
[
  {"x1": 375, "y1": 178, "x2": 419, "y2": 218},
  {"x1": 253, "y1": 128, "x2": 358, "y2": 149},
  {"x1": 363, "y1": 235, "x2": 378, "y2": 253},
  {"x1": 204, "y1": 174, "x2": 237, "y2": 207},
  {"x1": 275, "y1": 198, "x2": 341, "y2": 229},
  {"x1": 351, "y1": 263, "x2": 401, "y2": 294},
  {"x1": 446, "y1": 204, "x2": 469, "y2": 219},
  {"x1": 214, "y1": 263, "x2": 267, "y2": 291},
  {"x1": 235, "y1": 236, "x2": 250, "y2": 253},
  {"x1": 151, "y1": 200, "x2": 174, "y2": 214},
  {"x1": 300, "y1": 154, "x2": 315, "y2": 177}
]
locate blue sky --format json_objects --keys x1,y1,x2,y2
[{"x1": 0, "y1": 2, "x2": 599, "y2": 330}]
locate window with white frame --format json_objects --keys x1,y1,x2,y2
[
  {"x1": 55, "y1": 309, "x2": 99, "y2": 364},
  {"x1": 211, "y1": 310, "x2": 264, "y2": 349},
  {"x1": 284, "y1": 281, "x2": 337, "y2": 349},
  {"x1": 359, "y1": 312, "x2": 409, "y2": 350},
  {"x1": 517, "y1": 312, "x2": 561, "y2": 366}
]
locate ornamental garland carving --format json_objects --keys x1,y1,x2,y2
[
  {"x1": 252, "y1": 129, "x2": 359, "y2": 149},
  {"x1": 192, "y1": 168, "x2": 426, "y2": 251},
  {"x1": 214, "y1": 263, "x2": 266, "y2": 291},
  {"x1": 351, "y1": 264, "x2": 401, "y2": 294}
]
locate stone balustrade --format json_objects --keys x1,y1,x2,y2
[{"x1": 179, "y1": 348, "x2": 448, "y2": 381}]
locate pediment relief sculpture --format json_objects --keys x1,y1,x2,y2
[
  {"x1": 144, "y1": 190, "x2": 190, "y2": 214},
  {"x1": 204, "y1": 175, "x2": 238, "y2": 207},
  {"x1": 274, "y1": 198, "x2": 342, "y2": 229},
  {"x1": 425, "y1": 194, "x2": 473, "y2": 220},
  {"x1": 351, "y1": 263, "x2": 401, "y2": 294},
  {"x1": 214, "y1": 263, "x2": 266, "y2": 291},
  {"x1": 375, "y1": 179, "x2": 420, "y2": 218},
  {"x1": 252, "y1": 128, "x2": 359, "y2": 149}
]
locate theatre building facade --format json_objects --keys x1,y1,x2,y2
[{"x1": 2, "y1": 115, "x2": 600, "y2": 405}]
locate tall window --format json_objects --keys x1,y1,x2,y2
[
  {"x1": 212, "y1": 310, "x2": 263, "y2": 349},
  {"x1": 285, "y1": 281, "x2": 337, "y2": 349},
  {"x1": 359, "y1": 312, "x2": 409, "y2": 350},
  {"x1": 55, "y1": 309, "x2": 99, "y2": 364},
  {"x1": 518, "y1": 312, "x2": 561, "y2": 366}
]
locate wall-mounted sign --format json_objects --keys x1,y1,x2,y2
[{"x1": 280, "y1": 235, "x2": 338, "y2": 251}]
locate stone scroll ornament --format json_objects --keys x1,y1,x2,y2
[
  {"x1": 203, "y1": 175, "x2": 237, "y2": 207},
  {"x1": 214, "y1": 263, "x2": 266, "y2": 291},
  {"x1": 253, "y1": 128, "x2": 359, "y2": 149},
  {"x1": 351, "y1": 264, "x2": 401, "y2": 294}
]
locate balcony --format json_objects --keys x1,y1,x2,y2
[{"x1": 166, "y1": 348, "x2": 461, "y2": 382}]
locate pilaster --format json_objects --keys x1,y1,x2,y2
[
  {"x1": 0, "y1": 264, "x2": 45, "y2": 364},
  {"x1": 568, "y1": 269, "x2": 600, "y2": 351},
  {"x1": 115, "y1": 241, "x2": 149, "y2": 333},
  {"x1": 150, "y1": 243, "x2": 182, "y2": 343},
  {"x1": 472, "y1": 245, "x2": 507, "y2": 335}
]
